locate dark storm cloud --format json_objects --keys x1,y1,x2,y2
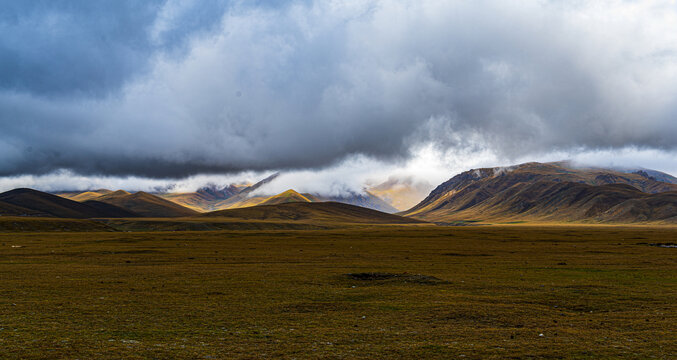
[
  {"x1": 1, "y1": 1, "x2": 677, "y2": 178},
  {"x1": 0, "y1": 0, "x2": 238, "y2": 97},
  {"x1": 0, "y1": 1, "x2": 161, "y2": 96}
]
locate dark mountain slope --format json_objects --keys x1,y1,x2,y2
[
  {"x1": 202, "y1": 201, "x2": 425, "y2": 224},
  {"x1": 0, "y1": 199, "x2": 44, "y2": 216},
  {"x1": 81, "y1": 200, "x2": 139, "y2": 218},
  {"x1": 0, "y1": 188, "x2": 137, "y2": 218}
]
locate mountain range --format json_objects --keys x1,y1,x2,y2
[
  {"x1": 0, "y1": 187, "x2": 417, "y2": 230},
  {"x1": 3, "y1": 160, "x2": 677, "y2": 225},
  {"x1": 156, "y1": 173, "x2": 398, "y2": 213}
]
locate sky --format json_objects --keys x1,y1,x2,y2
[{"x1": 1, "y1": 0, "x2": 677, "y2": 195}]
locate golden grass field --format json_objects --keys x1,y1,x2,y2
[{"x1": 1, "y1": 225, "x2": 676, "y2": 359}]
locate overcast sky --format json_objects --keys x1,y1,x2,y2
[{"x1": 1, "y1": 0, "x2": 677, "y2": 193}]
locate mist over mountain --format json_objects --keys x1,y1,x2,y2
[{"x1": 4, "y1": 159, "x2": 677, "y2": 224}]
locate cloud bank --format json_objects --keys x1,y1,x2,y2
[{"x1": 1, "y1": 0, "x2": 677, "y2": 179}]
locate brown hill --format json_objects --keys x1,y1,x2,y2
[
  {"x1": 258, "y1": 189, "x2": 311, "y2": 205},
  {"x1": 95, "y1": 191, "x2": 198, "y2": 218},
  {"x1": 202, "y1": 201, "x2": 425, "y2": 225},
  {"x1": 0, "y1": 188, "x2": 137, "y2": 218},
  {"x1": 0, "y1": 199, "x2": 44, "y2": 216},
  {"x1": 99, "y1": 190, "x2": 131, "y2": 198},
  {"x1": 159, "y1": 192, "x2": 216, "y2": 212},
  {"x1": 210, "y1": 194, "x2": 268, "y2": 210},
  {"x1": 403, "y1": 162, "x2": 677, "y2": 224},
  {"x1": 56, "y1": 189, "x2": 113, "y2": 202}
]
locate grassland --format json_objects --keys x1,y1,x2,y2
[{"x1": 1, "y1": 225, "x2": 675, "y2": 359}]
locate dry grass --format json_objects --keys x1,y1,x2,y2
[
  {"x1": 0, "y1": 225, "x2": 675, "y2": 359},
  {"x1": 0, "y1": 217, "x2": 115, "y2": 232}
]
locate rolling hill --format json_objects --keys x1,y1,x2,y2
[
  {"x1": 202, "y1": 201, "x2": 425, "y2": 224},
  {"x1": 228, "y1": 190, "x2": 399, "y2": 213},
  {"x1": 403, "y1": 162, "x2": 677, "y2": 224},
  {"x1": 0, "y1": 188, "x2": 137, "y2": 218},
  {"x1": 56, "y1": 189, "x2": 113, "y2": 202},
  {"x1": 94, "y1": 191, "x2": 198, "y2": 218},
  {"x1": 257, "y1": 189, "x2": 311, "y2": 205}
]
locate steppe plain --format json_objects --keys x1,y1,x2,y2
[{"x1": 1, "y1": 223, "x2": 675, "y2": 359}]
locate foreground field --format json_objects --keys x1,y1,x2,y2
[{"x1": 1, "y1": 226, "x2": 675, "y2": 359}]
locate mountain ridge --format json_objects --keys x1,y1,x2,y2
[
  {"x1": 403, "y1": 161, "x2": 677, "y2": 223},
  {"x1": 94, "y1": 191, "x2": 198, "y2": 218}
]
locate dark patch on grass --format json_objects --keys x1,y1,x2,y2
[
  {"x1": 99, "y1": 249, "x2": 164, "y2": 255},
  {"x1": 442, "y1": 252, "x2": 493, "y2": 257},
  {"x1": 560, "y1": 284, "x2": 612, "y2": 291},
  {"x1": 92, "y1": 237, "x2": 144, "y2": 244},
  {"x1": 345, "y1": 272, "x2": 445, "y2": 284},
  {"x1": 435, "y1": 220, "x2": 484, "y2": 226},
  {"x1": 644, "y1": 243, "x2": 677, "y2": 248}
]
